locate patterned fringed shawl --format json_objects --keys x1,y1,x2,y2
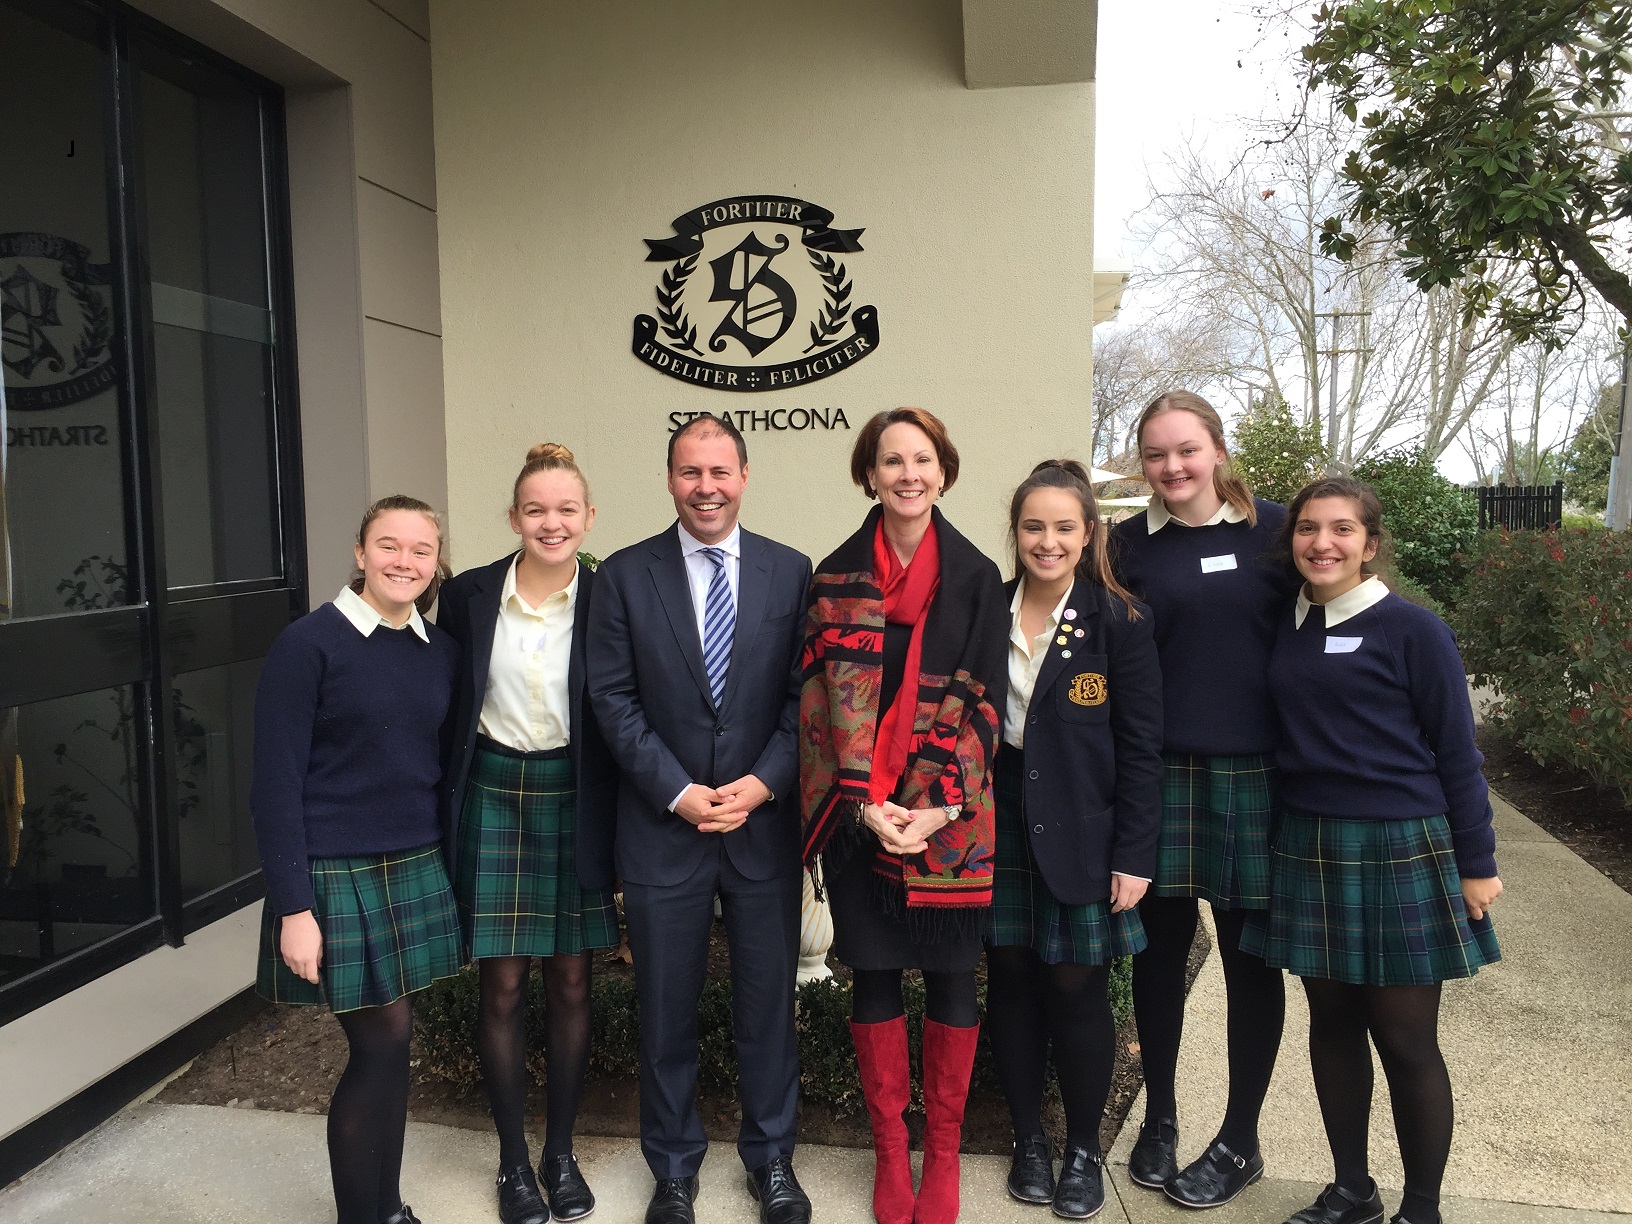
[{"x1": 799, "y1": 505, "x2": 1009, "y2": 939}]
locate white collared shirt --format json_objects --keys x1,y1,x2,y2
[
  {"x1": 1146, "y1": 497, "x2": 1248, "y2": 533},
  {"x1": 477, "y1": 556, "x2": 577, "y2": 752},
  {"x1": 1005, "y1": 578, "x2": 1070, "y2": 751},
  {"x1": 677, "y1": 522, "x2": 742, "y2": 655},
  {"x1": 334, "y1": 585, "x2": 430, "y2": 642},
  {"x1": 1295, "y1": 574, "x2": 1390, "y2": 629}
]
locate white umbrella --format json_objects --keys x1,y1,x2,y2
[
  {"x1": 1098, "y1": 495, "x2": 1151, "y2": 508},
  {"x1": 1089, "y1": 466, "x2": 1138, "y2": 484}
]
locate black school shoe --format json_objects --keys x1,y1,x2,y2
[
  {"x1": 541, "y1": 1153, "x2": 596, "y2": 1220},
  {"x1": 1051, "y1": 1145, "x2": 1105, "y2": 1220},
  {"x1": 1162, "y1": 1140, "x2": 1264, "y2": 1208},
  {"x1": 1126, "y1": 1117, "x2": 1179, "y2": 1189},
  {"x1": 497, "y1": 1165, "x2": 550, "y2": 1224},
  {"x1": 1286, "y1": 1182, "x2": 1384, "y2": 1224},
  {"x1": 645, "y1": 1176, "x2": 700, "y2": 1224},
  {"x1": 1008, "y1": 1133, "x2": 1056, "y2": 1204},
  {"x1": 381, "y1": 1206, "x2": 422, "y2": 1224}
]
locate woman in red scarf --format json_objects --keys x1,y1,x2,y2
[{"x1": 800, "y1": 408, "x2": 1008, "y2": 1224}]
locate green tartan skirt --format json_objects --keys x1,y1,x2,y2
[
  {"x1": 987, "y1": 752, "x2": 1147, "y2": 965},
  {"x1": 1241, "y1": 809, "x2": 1501, "y2": 987},
  {"x1": 257, "y1": 843, "x2": 462, "y2": 1013},
  {"x1": 454, "y1": 743, "x2": 619, "y2": 960},
  {"x1": 1152, "y1": 752, "x2": 1277, "y2": 910}
]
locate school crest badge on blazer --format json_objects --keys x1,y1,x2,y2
[
  {"x1": 1068, "y1": 672, "x2": 1107, "y2": 707},
  {"x1": 632, "y1": 195, "x2": 880, "y2": 392}
]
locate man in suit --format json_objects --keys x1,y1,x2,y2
[{"x1": 587, "y1": 414, "x2": 814, "y2": 1224}]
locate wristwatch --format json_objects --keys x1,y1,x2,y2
[{"x1": 942, "y1": 804, "x2": 961, "y2": 822}]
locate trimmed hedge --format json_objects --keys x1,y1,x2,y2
[
  {"x1": 1455, "y1": 528, "x2": 1632, "y2": 806},
  {"x1": 416, "y1": 958, "x2": 1134, "y2": 1115}
]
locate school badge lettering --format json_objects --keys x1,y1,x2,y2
[
  {"x1": 632, "y1": 196, "x2": 880, "y2": 393},
  {"x1": 1, "y1": 232, "x2": 117, "y2": 411},
  {"x1": 1068, "y1": 672, "x2": 1107, "y2": 707}
]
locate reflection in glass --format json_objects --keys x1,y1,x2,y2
[
  {"x1": 0, "y1": 0, "x2": 132, "y2": 620},
  {"x1": 0, "y1": 686, "x2": 153, "y2": 990},
  {"x1": 135, "y1": 33, "x2": 282, "y2": 591},
  {"x1": 173, "y1": 657, "x2": 263, "y2": 902}
]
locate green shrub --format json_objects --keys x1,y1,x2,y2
[
  {"x1": 1455, "y1": 528, "x2": 1632, "y2": 806},
  {"x1": 1386, "y1": 573, "x2": 1447, "y2": 620},
  {"x1": 1229, "y1": 399, "x2": 1329, "y2": 506},
  {"x1": 416, "y1": 953, "x2": 1137, "y2": 1116},
  {"x1": 1351, "y1": 446, "x2": 1480, "y2": 608}
]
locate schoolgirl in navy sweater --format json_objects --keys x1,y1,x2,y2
[
  {"x1": 1109, "y1": 391, "x2": 1299, "y2": 1209},
  {"x1": 1247, "y1": 478, "x2": 1500, "y2": 1224},
  {"x1": 251, "y1": 495, "x2": 462, "y2": 1224},
  {"x1": 986, "y1": 460, "x2": 1163, "y2": 1220}
]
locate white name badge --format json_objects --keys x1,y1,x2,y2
[
  {"x1": 1199, "y1": 554, "x2": 1238, "y2": 574},
  {"x1": 1325, "y1": 636, "x2": 1364, "y2": 654}
]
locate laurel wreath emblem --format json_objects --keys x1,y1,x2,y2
[
  {"x1": 66, "y1": 268, "x2": 112, "y2": 375},
  {"x1": 804, "y1": 251, "x2": 853, "y2": 353},
  {"x1": 656, "y1": 254, "x2": 702, "y2": 356}
]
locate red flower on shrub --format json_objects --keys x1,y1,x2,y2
[{"x1": 1569, "y1": 708, "x2": 1588, "y2": 726}]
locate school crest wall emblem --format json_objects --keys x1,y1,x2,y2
[
  {"x1": 1, "y1": 233, "x2": 117, "y2": 411},
  {"x1": 632, "y1": 196, "x2": 879, "y2": 392}
]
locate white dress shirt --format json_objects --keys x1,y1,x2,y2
[
  {"x1": 1005, "y1": 578, "x2": 1070, "y2": 751},
  {"x1": 1294, "y1": 574, "x2": 1390, "y2": 629},
  {"x1": 1146, "y1": 497, "x2": 1248, "y2": 532},
  {"x1": 334, "y1": 585, "x2": 430, "y2": 642},
  {"x1": 477, "y1": 556, "x2": 577, "y2": 752}
]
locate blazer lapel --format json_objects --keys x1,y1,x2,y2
[
  {"x1": 718, "y1": 532, "x2": 769, "y2": 713},
  {"x1": 1029, "y1": 580, "x2": 1095, "y2": 717},
  {"x1": 651, "y1": 528, "x2": 716, "y2": 707},
  {"x1": 569, "y1": 562, "x2": 592, "y2": 722},
  {"x1": 464, "y1": 555, "x2": 509, "y2": 712}
]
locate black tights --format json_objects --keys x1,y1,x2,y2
[
  {"x1": 1132, "y1": 897, "x2": 1285, "y2": 1154},
  {"x1": 985, "y1": 945, "x2": 1114, "y2": 1149},
  {"x1": 1304, "y1": 978, "x2": 1451, "y2": 1224},
  {"x1": 475, "y1": 952, "x2": 594, "y2": 1168},
  {"x1": 331, "y1": 999, "x2": 413, "y2": 1224},
  {"x1": 851, "y1": 967, "x2": 979, "y2": 1028}
]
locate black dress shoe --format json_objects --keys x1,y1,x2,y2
[
  {"x1": 645, "y1": 1176, "x2": 699, "y2": 1224},
  {"x1": 496, "y1": 1165, "x2": 549, "y2": 1224},
  {"x1": 1126, "y1": 1117, "x2": 1179, "y2": 1189},
  {"x1": 1286, "y1": 1181, "x2": 1384, "y2": 1224},
  {"x1": 1163, "y1": 1141, "x2": 1264, "y2": 1209},
  {"x1": 1008, "y1": 1133, "x2": 1056, "y2": 1204},
  {"x1": 746, "y1": 1157, "x2": 813, "y2": 1224},
  {"x1": 1051, "y1": 1145, "x2": 1105, "y2": 1220},
  {"x1": 381, "y1": 1206, "x2": 422, "y2": 1224},
  {"x1": 541, "y1": 1153, "x2": 595, "y2": 1221}
]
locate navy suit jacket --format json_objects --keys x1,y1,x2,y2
[
  {"x1": 1003, "y1": 577, "x2": 1164, "y2": 903},
  {"x1": 437, "y1": 554, "x2": 619, "y2": 890},
  {"x1": 586, "y1": 523, "x2": 812, "y2": 887}
]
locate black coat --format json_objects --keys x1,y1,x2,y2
[
  {"x1": 437, "y1": 553, "x2": 619, "y2": 890},
  {"x1": 1002, "y1": 577, "x2": 1163, "y2": 904},
  {"x1": 586, "y1": 524, "x2": 812, "y2": 888}
]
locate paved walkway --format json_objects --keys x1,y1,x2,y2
[{"x1": 3, "y1": 793, "x2": 1628, "y2": 1223}]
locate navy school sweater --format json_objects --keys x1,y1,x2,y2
[
  {"x1": 1266, "y1": 585, "x2": 1497, "y2": 879},
  {"x1": 1110, "y1": 499, "x2": 1300, "y2": 755},
  {"x1": 250, "y1": 602, "x2": 461, "y2": 914}
]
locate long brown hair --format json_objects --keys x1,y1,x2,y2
[
  {"x1": 1008, "y1": 459, "x2": 1142, "y2": 620},
  {"x1": 1136, "y1": 390, "x2": 1258, "y2": 526},
  {"x1": 513, "y1": 441, "x2": 591, "y2": 508},
  {"x1": 348, "y1": 494, "x2": 451, "y2": 615},
  {"x1": 1280, "y1": 476, "x2": 1388, "y2": 577}
]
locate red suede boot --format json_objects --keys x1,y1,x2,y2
[
  {"x1": 850, "y1": 1017, "x2": 915, "y2": 1224},
  {"x1": 914, "y1": 1019, "x2": 979, "y2": 1224}
]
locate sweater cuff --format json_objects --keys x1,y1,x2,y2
[
  {"x1": 263, "y1": 858, "x2": 316, "y2": 916},
  {"x1": 1450, "y1": 808, "x2": 1498, "y2": 880}
]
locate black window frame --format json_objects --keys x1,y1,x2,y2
[{"x1": 0, "y1": 0, "x2": 304, "y2": 1026}]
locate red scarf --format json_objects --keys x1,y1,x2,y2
[{"x1": 868, "y1": 518, "x2": 941, "y2": 805}]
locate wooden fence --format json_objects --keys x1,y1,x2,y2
[{"x1": 1467, "y1": 481, "x2": 1565, "y2": 531}]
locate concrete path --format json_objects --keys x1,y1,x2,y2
[{"x1": 4, "y1": 791, "x2": 1628, "y2": 1223}]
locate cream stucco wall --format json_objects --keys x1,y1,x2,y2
[{"x1": 432, "y1": 0, "x2": 1096, "y2": 570}]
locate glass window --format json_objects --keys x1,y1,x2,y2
[
  {"x1": 0, "y1": 686, "x2": 153, "y2": 991},
  {"x1": 172, "y1": 657, "x2": 263, "y2": 903},
  {"x1": 0, "y1": 0, "x2": 134, "y2": 621},
  {"x1": 134, "y1": 34, "x2": 282, "y2": 591}
]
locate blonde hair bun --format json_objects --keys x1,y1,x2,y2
[{"x1": 527, "y1": 441, "x2": 575, "y2": 464}]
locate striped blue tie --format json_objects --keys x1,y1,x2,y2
[{"x1": 700, "y1": 546, "x2": 734, "y2": 706}]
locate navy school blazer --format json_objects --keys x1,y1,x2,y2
[
  {"x1": 436, "y1": 553, "x2": 619, "y2": 891},
  {"x1": 1002, "y1": 577, "x2": 1164, "y2": 905}
]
